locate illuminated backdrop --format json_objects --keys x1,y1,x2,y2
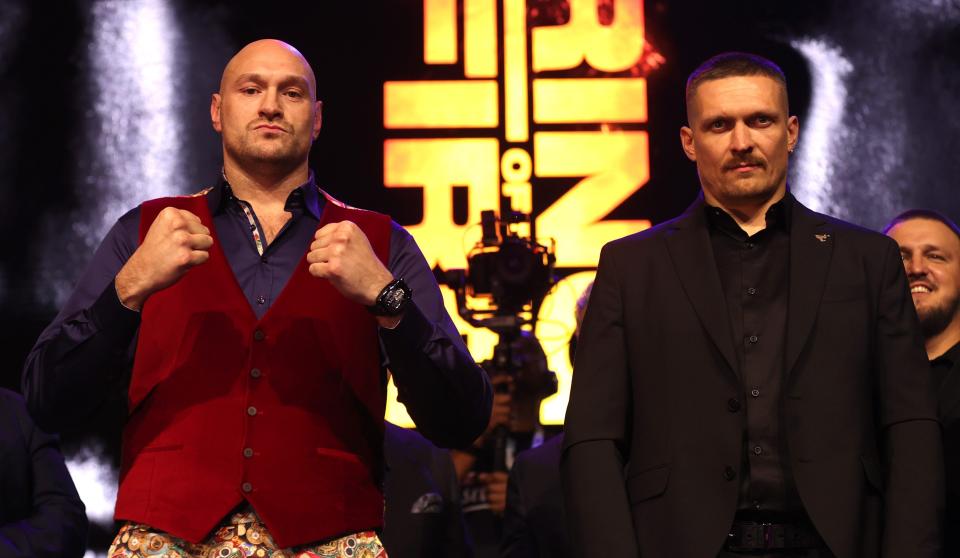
[
  {"x1": 0, "y1": 1, "x2": 958, "y2": 552},
  {"x1": 383, "y1": 0, "x2": 665, "y2": 425}
]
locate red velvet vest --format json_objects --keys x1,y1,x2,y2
[{"x1": 114, "y1": 192, "x2": 391, "y2": 547}]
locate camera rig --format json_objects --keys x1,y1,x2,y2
[{"x1": 434, "y1": 202, "x2": 559, "y2": 470}]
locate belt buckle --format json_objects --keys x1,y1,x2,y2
[
  {"x1": 761, "y1": 522, "x2": 774, "y2": 548},
  {"x1": 726, "y1": 521, "x2": 779, "y2": 550}
]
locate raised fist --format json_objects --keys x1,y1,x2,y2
[
  {"x1": 115, "y1": 207, "x2": 214, "y2": 310},
  {"x1": 306, "y1": 220, "x2": 393, "y2": 307}
]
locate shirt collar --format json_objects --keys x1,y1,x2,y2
[
  {"x1": 704, "y1": 192, "x2": 793, "y2": 238},
  {"x1": 209, "y1": 170, "x2": 325, "y2": 220},
  {"x1": 933, "y1": 341, "x2": 960, "y2": 368}
]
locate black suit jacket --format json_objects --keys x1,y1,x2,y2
[
  {"x1": 938, "y1": 346, "x2": 960, "y2": 554},
  {"x1": 382, "y1": 422, "x2": 473, "y2": 558},
  {"x1": 561, "y1": 196, "x2": 944, "y2": 558},
  {"x1": 0, "y1": 388, "x2": 88, "y2": 558},
  {"x1": 501, "y1": 433, "x2": 568, "y2": 558}
]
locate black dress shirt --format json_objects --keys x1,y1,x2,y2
[
  {"x1": 934, "y1": 341, "x2": 960, "y2": 554},
  {"x1": 706, "y1": 194, "x2": 800, "y2": 513},
  {"x1": 22, "y1": 175, "x2": 492, "y2": 449},
  {"x1": 931, "y1": 341, "x2": 959, "y2": 390}
]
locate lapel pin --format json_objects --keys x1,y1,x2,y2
[{"x1": 815, "y1": 233, "x2": 830, "y2": 242}]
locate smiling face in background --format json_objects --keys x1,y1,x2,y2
[
  {"x1": 680, "y1": 75, "x2": 799, "y2": 211},
  {"x1": 887, "y1": 217, "x2": 960, "y2": 339},
  {"x1": 211, "y1": 39, "x2": 322, "y2": 175}
]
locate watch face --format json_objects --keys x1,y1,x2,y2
[{"x1": 384, "y1": 288, "x2": 405, "y2": 310}]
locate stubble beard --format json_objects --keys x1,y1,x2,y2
[
  {"x1": 226, "y1": 129, "x2": 307, "y2": 174},
  {"x1": 706, "y1": 169, "x2": 784, "y2": 208}
]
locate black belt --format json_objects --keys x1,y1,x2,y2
[{"x1": 725, "y1": 518, "x2": 823, "y2": 551}]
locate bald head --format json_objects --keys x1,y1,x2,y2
[
  {"x1": 211, "y1": 39, "x2": 323, "y2": 181},
  {"x1": 220, "y1": 39, "x2": 317, "y2": 101}
]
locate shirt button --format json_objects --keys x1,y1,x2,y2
[
  {"x1": 727, "y1": 398, "x2": 741, "y2": 412},
  {"x1": 256, "y1": 295, "x2": 266, "y2": 305},
  {"x1": 753, "y1": 445, "x2": 763, "y2": 456},
  {"x1": 247, "y1": 406, "x2": 257, "y2": 416},
  {"x1": 723, "y1": 466, "x2": 737, "y2": 481},
  {"x1": 242, "y1": 482, "x2": 253, "y2": 493},
  {"x1": 747, "y1": 287, "x2": 757, "y2": 295},
  {"x1": 751, "y1": 387, "x2": 761, "y2": 398},
  {"x1": 250, "y1": 368, "x2": 262, "y2": 379},
  {"x1": 748, "y1": 335, "x2": 759, "y2": 344},
  {"x1": 253, "y1": 329, "x2": 265, "y2": 341},
  {"x1": 243, "y1": 448, "x2": 254, "y2": 458},
  {"x1": 745, "y1": 242, "x2": 755, "y2": 249}
]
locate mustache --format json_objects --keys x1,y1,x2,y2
[{"x1": 724, "y1": 157, "x2": 765, "y2": 170}]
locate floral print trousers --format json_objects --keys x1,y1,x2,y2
[{"x1": 108, "y1": 508, "x2": 388, "y2": 558}]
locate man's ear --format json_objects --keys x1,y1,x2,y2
[
  {"x1": 680, "y1": 126, "x2": 697, "y2": 162},
  {"x1": 786, "y1": 115, "x2": 799, "y2": 153},
  {"x1": 312, "y1": 100, "x2": 323, "y2": 140},
  {"x1": 210, "y1": 93, "x2": 222, "y2": 133}
]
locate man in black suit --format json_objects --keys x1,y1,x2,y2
[
  {"x1": 382, "y1": 421, "x2": 473, "y2": 558},
  {"x1": 500, "y1": 433, "x2": 567, "y2": 558},
  {"x1": 562, "y1": 52, "x2": 943, "y2": 558},
  {"x1": 885, "y1": 209, "x2": 960, "y2": 554},
  {"x1": 0, "y1": 388, "x2": 88, "y2": 557},
  {"x1": 501, "y1": 284, "x2": 590, "y2": 558}
]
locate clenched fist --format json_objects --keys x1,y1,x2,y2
[
  {"x1": 306, "y1": 220, "x2": 394, "y2": 308},
  {"x1": 115, "y1": 207, "x2": 214, "y2": 310}
]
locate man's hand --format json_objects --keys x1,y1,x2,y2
[
  {"x1": 478, "y1": 471, "x2": 510, "y2": 514},
  {"x1": 307, "y1": 221, "x2": 396, "y2": 324},
  {"x1": 487, "y1": 375, "x2": 513, "y2": 433},
  {"x1": 115, "y1": 208, "x2": 213, "y2": 310},
  {"x1": 470, "y1": 375, "x2": 513, "y2": 450}
]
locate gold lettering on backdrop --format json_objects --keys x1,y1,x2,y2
[{"x1": 384, "y1": 0, "x2": 660, "y2": 424}]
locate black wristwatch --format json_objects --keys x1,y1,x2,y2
[{"x1": 368, "y1": 278, "x2": 412, "y2": 316}]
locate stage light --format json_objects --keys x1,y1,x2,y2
[
  {"x1": 790, "y1": 38, "x2": 853, "y2": 217},
  {"x1": 35, "y1": 0, "x2": 185, "y2": 308}
]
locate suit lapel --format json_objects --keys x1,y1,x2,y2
[
  {"x1": 665, "y1": 197, "x2": 740, "y2": 381},
  {"x1": 785, "y1": 201, "x2": 834, "y2": 378}
]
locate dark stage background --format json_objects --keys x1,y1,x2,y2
[{"x1": 0, "y1": 0, "x2": 958, "y2": 552}]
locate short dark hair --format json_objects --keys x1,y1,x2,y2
[
  {"x1": 685, "y1": 52, "x2": 789, "y2": 112},
  {"x1": 883, "y1": 209, "x2": 960, "y2": 242}
]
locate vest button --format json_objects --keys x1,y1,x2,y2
[
  {"x1": 727, "y1": 398, "x2": 741, "y2": 412},
  {"x1": 723, "y1": 466, "x2": 737, "y2": 481},
  {"x1": 242, "y1": 482, "x2": 253, "y2": 493},
  {"x1": 253, "y1": 330, "x2": 265, "y2": 341},
  {"x1": 250, "y1": 368, "x2": 262, "y2": 379},
  {"x1": 243, "y1": 447, "x2": 254, "y2": 458},
  {"x1": 247, "y1": 406, "x2": 257, "y2": 416}
]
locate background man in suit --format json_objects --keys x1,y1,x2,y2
[
  {"x1": 0, "y1": 388, "x2": 87, "y2": 558},
  {"x1": 500, "y1": 282, "x2": 589, "y2": 558},
  {"x1": 500, "y1": 433, "x2": 566, "y2": 558},
  {"x1": 885, "y1": 209, "x2": 960, "y2": 553},
  {"x1": 382, "y1": 421, "x2": 473, "y2": 558},
  {"x1": 562, "y1": 52, "x2": 943, "y2": 558}
]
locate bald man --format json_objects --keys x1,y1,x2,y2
[{"x1": 22, "y1": 39, "x2": 491, "y2": 556}]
